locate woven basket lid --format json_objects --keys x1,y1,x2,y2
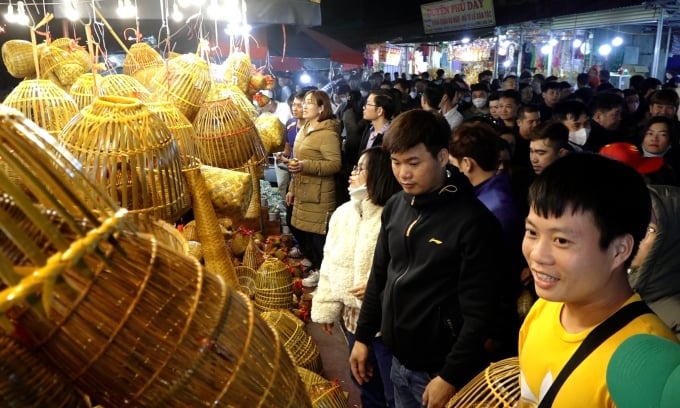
[
  {"x1": 58, "y1": 95, "x2": 191, "y2": 221},
  {"x1": 100, "y1": 73, "x2": 152, "y2": 101},
  {"x1": 2, "y1": 39, "x2": 36, "y2": 79},
  {"x1": 446, "y1": 357, "x2": 520, "y2": 408},
  {"x1": 69, "y1": 72, "x2": 104, "y2": 110},
  {"x1": 2, "y1": 79, "x2": 79, "y2": 138}
]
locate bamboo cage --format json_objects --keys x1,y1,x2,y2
[
  {"x1": 254, "y1": 257, "x2": 294, "y2": 312},
  {"x1": 1, "y1": 39, "x2": 36, "y2": 78},
  {"x1": 69, "y1": 72, "x2": 104, "y2": 110},
  {"x1": 146, "y1": 100, "x2": 201, "y2": 170},
  {"x1": 99, "y1": 73, "x2": 151, "y2": 101},
  {"x1": 149, "y1": 53, "x2": 212, "y2": 122},
  {"x1": 446, "y1": 357, "x2": 520, "y2": 408},
  {"x1": 261, "y1": 310, "x2": 323, "y2": 373},
  {"x1": 39, "y1": 44, "x2": 86, "y2": 88},
  {"x1": 224, "y1": 84, "x2": 259, "y2": 121},
  {"x1": 297, "y1": 367, "x2": 351, "y2": 408},
  {"x1": 256, "y1": 112, "x2": 286, "y2": 155},
  {"x1": 235, "y1": 265, "x2": 258, "y2": 298},
  {"x1": 192, "y1": 92, "x2": 266, "y2": 169},
  {"x1": 0, "y1": 104, "x2": 313, "y2": 407},
  {"x1": 224, "y1": 51, "x2": 252, "y2": 93},
  {"x1": 2, "y1": 79, "x2": 79, "y2": 138},
  {"x1": 0, "y1": 335, "x2": 91, "y2": 407},
  {"x1": 58, "y1": 95, "x2": 191, "y2": 222},
  {"x1": 123, "y1": 42, "x2": 164, "y2": 89},
  {"x1": 242, "y1": 236, "x2": 264, "y2": 270}
]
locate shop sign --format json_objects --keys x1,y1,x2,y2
[{"x1": 421, "y1": 0, "x2": 496, "y2": 34}]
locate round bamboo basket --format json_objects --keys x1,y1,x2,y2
[
  {"x1": 224, "y1": 51, "x2": 252, "y2": 93},
  {"x1": 2, "y1": 79, "x2": 79, "y2": 138},
  {"x1": 149, "y1": 53, "x2": 211, "y2": 122},
  {"x1": 446, "y1": 357, "x2": 520, "y2": 408},
  {"x1": 0, "y1": 335, "x2": 91, "y2": 407},
  {"x1": 123, "y1": 42, "x2": 164, "y2": 89},
  {"x1": 193, "y1": 93, "x2": 266, "y2": 169},
  {"x1": 261, "y1": 310, "x2": 323, "y2": 373},
  {"x1": 58, "y1": 95, "x2": 191, "y2": 222},
  {"x1": 99, "y1": 73, "x2": 151, "y2": 101},
  {"x1": 256, "y1": 112, "x2": 286, "y2": 155},
  {"x1": 146, "y1": 100, "x2": 201, "y2": 170},
  {"x1": 297, "y1": 367, "x2": 351, "y2": 408},
  {"x1": 69, "y1": 72, "x2": 104, "y2": 110},
  {"x1": 39, "y1": 44, "x2": 85, "y2": 88},
  {"x1": 225, "y1": 84, "x2": 259, "y2": 121},
  {"x1": 136, "y1": 215, "x2": 189, "y2": 255},
  {"x1": 254, "y1": 257, "x2": 293, "y2": 312},
  {"x1": 199, "y1": 164, "x2": 253, "y2": 219},
  {"x1": 2, "y1": 39, "x2": 36, "y2": 78},
  {"x1": 0, "y1": 105, "x2": 312, "y2": 408},
  {"x1": 50, "y1": 37, "x2": 73, "y2": 50},
  {"x1": 235, "y1": 265, "x2": 258, "y2": 298}
]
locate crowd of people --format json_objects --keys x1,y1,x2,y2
[{"x1": 253, "y1": 67, "x2": 680, "y2": 408}]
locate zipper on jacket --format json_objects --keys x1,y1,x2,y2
[
  {"x1": 391, "y1": 213, "x2": 419, "y2": 350},
  {"x1": 405, "y1": 215, "x2": 420, "y2": 237}
]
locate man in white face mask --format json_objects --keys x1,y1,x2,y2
[
  {"x1": 552, "y1": 100, "x2": 591, "y2": 152},
  {"x1": 463, "y1": 83, "x2": 490, "y2": 119}
]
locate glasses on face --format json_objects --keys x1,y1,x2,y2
[
  {"x1": 352, "y1": 165, "x2": 365, "y2": 174},
  {"x1": 364, "y1": 103, "x2": 377, "y2": 109}
]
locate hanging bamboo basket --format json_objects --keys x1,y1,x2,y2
[
  {"x1": 58, "y1": 95, "x2": 191, "y2": 222},
  {"x1": 224, "y1": 51, "x2": 252, "y2": 93},
  {"x1": 193, "y1": 93, "x2": 266, "y2": 169},
  {"x1": 145, "y1": 100, "x2": 201, "y2": 170},
  {"x1": 225, "y1": 84, "x2": 259, "y2": 121},
  {"x1": 69, "y1": 72, "x2": 103, "y2": 110},
  {"x1": 123, "y1": 42, "x2": 164, "y2": 89},
  {"x1": 149, "y1": 53, "x2": 212, "y2": 122},
  {"x1": 256, "y1": 112, "x2": 286, "y2": 155},
  {"x1": 199, "y1": 164, "x2": 252, "y2": 219},
  {"x1": 99, "y1": 73, "x2": 152, "y2": 101},
  {"x1": 39, "y1": 44, "x2": 87, "y2": 88},
  {"x1": 2, "y1": 39, "x2": 36, "y2": 79},
  {"x1": 297, "y1": 367, "x2": 351, "y2": 408},
  {"x1": 446, "y1": 357, "x2": 520, "y2": 408},
  {"x1": 261, "y1": 310, "x2": 324, "y2": 373},
  {"x1": 2, "y1": 79, "x2": 79, "y2": 138}
]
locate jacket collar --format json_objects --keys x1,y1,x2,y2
[{"x1": 406, "y1": 165, "x2": 473, "y2": 210}]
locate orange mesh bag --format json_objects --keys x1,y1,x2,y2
[
  {"x1": 58, "y1": 95, "x2": 191, "y2": 222},
  {"x1": 254, "y1": 257, "x2": 293, "y2": 312},
  {"x1": 146, "y1": 100, "x2": 201, "y2": 170},
  {"x1": 192, "y1": 91, "x2": 266, "y2": 169},
  {"x1": 149, "y1": 53, "x2": 212, "y2": 122},
  {"x1": 261, "y1": 310, "x2": 323, "y2": 373},
  {"x1": 69, "y1": 72, "x2": 104, "y2": 110},
  {"x1": 2, "y1": 79, "x2": 79, "y2": 138},
  {"x1": 0, "y1": 104, "x2": 312, "y2": 408},
  {"x1": 224, "y1": 51, "x2": 252, "y2": 93},
  {"x1": 2, "y1": 39, "x2": 36, "y2": 78},
  {"x1": 123, "y1": 42, "x2": 164, "y2": 89},
  {"x1": 297, "y1": 367, "x2": 351, "y2": 408},
  {"x1": 99, "y1": 73, "x2": 151, "y2": 101},
  {"x1": 445, "y1": 357, "x2": 520, "y2": 408}
]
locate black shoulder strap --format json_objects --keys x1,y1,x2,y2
[{"x1": 537, "y1": 301, "x2": 652, "y2": 408}]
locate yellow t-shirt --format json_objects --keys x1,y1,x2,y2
[{"x1": 518, "y1": 294, "x2": 677, "y2": 408}]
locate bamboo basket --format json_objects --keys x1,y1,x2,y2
[
  {"x1": 254, "y1": 257, "x2": 293, "y2": 312},
  {"x1": 297, "y1": 367, "x2": 351, "y2": 408},
  {"x1": 224, "y1": 51, "x2": 252, "y2": 93},
  {"x1": 261, "y1": 310, "x2": 323, "y2": 373},
  {"x1": 58, "y1": 95, "x2": 191, "y2": 222},
  {"x1": 446, "y1": 357, "x2": 520, "y2": 408},
  {"x1": 193, "y1": 94, "x2": 266, "y2": 169},
  {"x1": 2, "y1": 79, "x2": 79, "y2": 138},
  {"x1": 199, "y1": 164, "x2": 253, "y2": 218},
  {"x1": 2, "y1": 39, "x2": 36, "y2": 78},
  {"x1": 39, "y1": 44, "x2": 86, "y2": 88},
  {"x1": 149, "y1": 53, "x2": 211, "y2": 122},
  {"x1": 50, "y1": 37, "x2": 72, "y2": 50},
  {"x1": 0, "y1": 335, "x2": 91, "y2": 407},
  {"x1": 123, "y1": 42, "x2": 164, "y2": 89},
  {"x1": 99, "y1": 73, "x2": 151, "y2": 101},
  {"x1": 256, "y1": 112, "x2": 286, "y2": 155},
  {"x1": 242, "y1": 236, "x2": 264, "y2": 270},
  {"x1": 0, "y1": 105, "x2": 312, "y2": 408},
  {"x1": 235, "y1": 265, "x2": 258, "y2": 298},
  {"x1": 69, "y1": 72, "x2": 104, "y2": 110},
  {"x1": 146, "y1": 100, "x2": 201, "y2": 170},
  {"x1": 136, "y1": 215, "x2": 189, "y2": 255},
  {"x1": 225, "y1": 84, "x2": 259, "y2": 121}
]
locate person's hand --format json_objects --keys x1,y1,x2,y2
[
  {"x1": 288, "y1": 159, "x2": 303, "y2": 173},
  {"x1": 349, "y1": 283, "x2": 367, "y2": 301},
  {"x1": 349, "y1": 341, "x2": 373, "y2": 385},
  {"x1": 322, "y1": 323, "x2": 334, "y2": 335},
  {"x1": 285, "y1": 192, "x2": 294, "y2": 206},
  {"x1": 421, "y1": 376, "x2": 456, "y2": 408}
]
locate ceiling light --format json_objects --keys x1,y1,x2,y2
[
  {"x1": 572, "y1": 39, "x2": 582, "y2": 48},
  {"x1": 612, "y1": 36, "x2": 623, "y2": 47},
  {"x1": 461, "y1": 37, "x2": 470, "y2": 44},
  {"x1": 171, "y1": 1, "x2": 183, "y2": 22},
  {"x1": 540, "y1": 44, "x2": 552, "y2": 55},
  {"x1": 598, "y1": 44, "x2": 612, "y2": 56}
]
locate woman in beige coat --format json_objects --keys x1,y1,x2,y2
[{"x1": 286, "y1": 90, "x2": 342, "y2": 271}]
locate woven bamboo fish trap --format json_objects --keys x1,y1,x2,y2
[
  {"x1": 297, "y1": 367, "x2": 351, "y2": 408},
  {"x1": 136, "y1": 215, "x2": 189, "y2": 255},
  {"x1": 224, "y1": 51, "x2": 252, "y2": 93},
  {"x1": 254, "y1": 257, "x2": 293, "y2": 312},
  {"x1": 58, "y1": 95, "x2": 191, "y2": 222},
  {"x1": 2, "y1": 39, "x2": 36, "y2": 78},
  {"x1": 199, "y1": 164, "x2": 253, "y2": 218},
  {"x1": 149, "y1": 53, "x2": 211, "y2": 122},
  {"x1": 99, "y1": 73, "x2": 151, "y2": 101},
  {"x1": 242, "y1": 236, "x2": 264, "y2": 270},
  {"x1": 446, "y1": 357, "x2": 520, "y2": 408},
  {"x1": 39, "y1": 44, "x2": 86, "y2": 88},
  {"x1": 225, "y1": 84, "x2": 259, "y2": 121},
  {"x1": 0, "y1": 335, "x2": 91, "y2": 407},
  {"x1": 256, "y1": 112, "x2": 286, "y2": 155},
  {"x1": 123, "y1": 42, "x2": 164, "y2": 89},
  {"x1": 146, "y1": 100, "x2": 201, "y2": 170},
  {"x1": 50, "y1": 38, "x2": 91, "y2": 71},
  {"x1": 2, "y1": 79, "x2": 79, "y2": 138},
  {"x1": 69, "y1": 72, "x2": 104, "y2": 110},
  {"x1": 261, "y1": 310, "x2": 323, "y2": 373},
  {"x1": 235, "y1": 265, "x2": 258, "y2": 298},
  {"x1": 0, "y1": 105, "x2": 312, "y2": 408},
  {"x1": 242, "y1": 159, "x2": 265, "y2": 219}
]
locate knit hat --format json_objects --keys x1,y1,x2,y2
[
  {"x1": 607, "y1": 334, "x2": 680, "y2": 408},
  {"x1": 599, "y1": 142, "x2": 664, "y2": 175}
]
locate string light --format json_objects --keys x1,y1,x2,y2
[
  {"x1": 66, "y1": 0, "x2": 80, "y2": 22},
  {"x1": 4, "y1": 1, "x2": 15, "y2": 23},
  {"x1": 171, "y1": 0, "x2": 183, "y2": 22},
  {"x1": 15, "y1": 1, "x2": 29, "y2": 25},
  {"x1": 117, "y1": 0, "x2": 136, "y2": 19}
]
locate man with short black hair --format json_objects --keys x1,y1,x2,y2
[
  {"x1": 588, "y1": 93, "x2": 624, "y2": 152},
  {"x1": 358, "y1": 90, "x2": 395, "y2": 154}
]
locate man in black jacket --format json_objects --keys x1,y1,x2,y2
[{"x1": 350, "y1": 110, "x2": 517, "y2": 408}]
